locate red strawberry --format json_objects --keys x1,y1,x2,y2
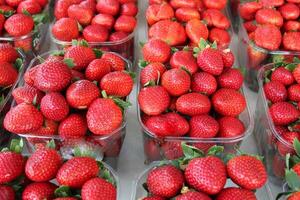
[
  {"x1": 54, "y1": 0, "x2": 80, "y2": 19},
  {"x1": 52, "y1": 18, "x2": 80, "y2": 42},
  {"x1": 176, "y1": 93, "x2": 211, "y2": 116},
  {"x1": 161, "y1": 68, "x2": 191, "y2": 96},
  {"x1": 100, "y1": 71, "x2": 133, "y2": 97},
  {"x1": 147, "y1": 165, "x2": 184, "y2": 198},
  {"x1": 54, "y1": 198, "x2": 77, "y2": 200},
  {"x1": 279, "y1": 3, "x2": 300, "y2": 20},
  {"x1": 40, "y1": 92, "x2": 69, "y2": 122},
  {"x1": 254, "y1": 25, "x2": 282, "y2": 51},
  {"x1": 175, "y1": 7, "x2": 200, "y2": 22},
  {"x1": 109, "y1": 31, "x2": 129, "y2": 41},
  {"x1": 121, "y1": 2, "x2": 138, "y2": 16},
  {"x1": 17, "y1": 0, "x2": 41, "y2": 14},
  {"x1": 203, "y1": 0, "x2": 226, "y2": 10},
  {"x1": 0, "y1": 43, "x2": 19, "y2": 63},
  {"x1": 64, "y1": 46, "x2": 96, "y2": 70},
  {"x1": 202, "y1": 9, "x2": 230, "y2": 29},
  {"x1": 170, "y1": 50, "x2": 198, "y2": 75},
  {"x1": 218, "y1": 117, "x2": 245, "y2": 138},
  {"x1": 218, "y1": 68, "x2": 243, "y2": 90},
  {"x1": 34, "y1": 61, "x2": 72, "y2": 92},
  {"x1": 191, "y1": 72, "x2": 217, "y2": 95},
  {"x1": 0, "y1": 62, "x2": 18, "y2": 87},
  {"x1": 263, "y1": 81, "x2": 287, "y2": 103},
  {"x1": 208, "y1": 28, "x2": 230, "y2": 47},
  {"x1": 5, "y1": 0, "x2": 23, "y2": 7},
  {"x1": 283, "y1": 32, "x2": 300, "y2": 51},
  {"x1": 277, "y1": 131, "x2": 299, "y2": 156},
  {"x1": 101, "y1": 52, "x2": 125, "y2": 71},
  {"x1": 96, "y1": 0, "x2": 119, "y2": 16},
  {"x1": 288, "y1": 192, "x2": 300, "y2": 200},
  {"x1": 255, "y1": 8, "x2": 283, "y2": 27},
  {"x1": 12, "y1": 85, "x2": 44, "y2": 105},
  {"x1": 22, "y1": 182, "x2": 57, "y2": 200},
  {"x1": 56, "y1": 157, "x2": 99, "y2": 188},
  {"x1": 216, "y1": 187, "x2": 256, "y2": 200},
  {"x1": 83, "y1": 24, "x2": 109, "y2": 42},
  {"x1": 284, "y1": 20, "x2": 300, "y2": 32},
  {"x1": 142, "y1": 39, "x2": 171, "y2": 63},
  {"x1": 185, "y1": 156, "x2": 227, "y2": 195},
  {"x1": 227, "y1": 155, "x2": 267, "y2": 190},
  {"x1": 220, "y1": 49, "x2": 234, "y2": 68},
  {"x1": 169, "y1": 0, "x2": 197, "y2": 9},
  {"x1": 185, "y1": 19, "x2": 209, "y2": 45},
  {"x1": 238, "y1": 1, "x2": 262, "y2": 20},
  {"x1": 161, "y1": 141, "x2": 184, "y2": 160},
  {"x1": 293, "y1": 64, "x2": 300, "y2": 84},
  {"x1": 32, "y1": 118, "x2": 58, "y2": 136},
  {"x1": 197, "y1": 47, "x2": 224, "y2": 76},
  {"x1": 143, "y1": 197, "x2": 165, "y2": 200},
  {"x1": 292, "y1": 162, "x2": 300, "y2": 176},
  {"x1": 68, "y1": 4, "x2": 93, "y2": 25},
  {"x1": 92, "y1": 13, "x2": 115, "y2": 29},
  {"x1": 114, "y1": 15, "x2": 136, "y2": 33},
  {"x1": 66, "y1": 80, "x2": 100, "y2": 109},
  {"x1": 138, "y1": 86, "x2": 170, "y2": 116},
  {"x1": 71, "y1": 69, "x2": 85, "y2": 81},
  {"x1": 246, "y1": 44, "x2": 267, "y2": 69},
  {"x1": 271, "y1": 67, "x2": 295, "y2": 86},
  {"x1": 0, "y1": 151, "x2": 24, "y2": 184},
  {"x1": 212, "y1": 88, "x2": 246, "y2": 117},
  {"x1": 189, "y1": 114, "x2": 219, "y2": 138},
  {"x1": 260, "y1": 0, "x2": 284, "y2": 7},
  {"x1": 176, "y1": 191, "x2": 212, "y2": 200},
  {"x1": 140, "y1": 62, "x2": 166, "y2": 86},
  {"x1": 4, "y1": 103, "x2": 43, "y2": 133},
  {"x1": 146, "y1": 3, "x2": 174, "y2": 25},
  {"x1": 148, "y1": 20, "x2": 187, "y2": 46},
  {"x1": 0, "y1": 186, "x2": 15, "y2": 200},
  {"x1": 87, "y1": 98, "x2": 123, "y2": 135},
  {"x1": 269, "y1": 102, "x2": 300, "y2": 125},
  {"x1": 81, "y1": 177, "x2": 116, "y2": 200},
  {"x1": 80, "y1": 0, "x2": 96, "y2": 12},
  {"x1": 58, "y1": 113, "x2": 87, "y2": 138},
  {"x1": 288, "y1": 84, "x2": 300, "y2": 102},
  {"x1": 243, "y1": 21, "x2": 257, "y2": 33},
  {"x1": 4, "y1": 14, "x2": 34, "y2": 37},
  {"x1": 25, "y1": 148, "x2": 62, "y2": 182}
]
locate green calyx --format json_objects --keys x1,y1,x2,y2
[
  {"x1": 138, "y1": 60, "x2": 149, "y2": 68},
  {"x1": 193, "y1": 39, "x2": 217, "y2": 57},
  {"x1": 98, "y1": 161, "x2": 116, "y2": 186},
  {"x1": 101, "y1": 90, "x2": 132, "y2": 110},
  {"x1": 3, "y1": 139, "x2": 24, "y2": 153},
  {"x1": 0, "y1": 9, "x2": 14, "y2": 17},
  {"x1": 71, "y1": 39, "x2": 88, "y2": 47}
]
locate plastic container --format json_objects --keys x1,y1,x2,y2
[
  {"x1": 15, "y1": 51, "x2": 132, "y2": 168},
  {"x1": 254, "y1": 63, "x2": 294, "y2": 186},
  {"x1": 228, "y1": 0, "x2": 240, "y2": 33},
  {"x1": 131, "y1": 161, "x2": 274, "y2": 200},
  {"x1": 237, "y1": 10, "x2": 300, "y2": 92}
]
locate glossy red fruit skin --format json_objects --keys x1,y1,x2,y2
[
  {"x1": 220, "y1": 50, "x2": 234, "y2": 68},
  {"x1": 68, "y1": 4, "x2": 93, "y2": 25},
  {"x1": 0, "y1": 151, "x2": 24, "y2": 184},
  {"x1": 254, "y1": 25, "x2": 282, "y2": 51},
  {"x1": 284, "y1": 20, "x2": 300, "y2": 32},
  {"x1": 121, "y1": 2, "x2": 138, "y2": 16},
  {"x1": 52, "y1": 18, "x2": 79, "y2": 42},
  {"x1": 146, "y1": 3, "x2": 174, "y2": 26},
  {"x1": 283, "y1": 32, "x2": 300, "y2": 51},
  {"x1": 176, "y1": 191, "x2": 212, "y2": 200},
  {"x1": 145, "y1": 115, "x2": 176, "y2": 137},
  {"x1": 218, "y1": 117, "x2": 245, "y2": 138},
  {"x1": 102, "y1": 52, "x2": 126, "y2": 71},
  {"x1": 12, "y1": 85, "x2": 44, "y2": 105},
  {"x1": 109, "y1": 31, "x2": 129, "y2": 41},
  {"x1": 4, "y1": 14, "x2": 34, "y2": 37},
  {"x1": 176, "y1": 93, "x2": 211, "y2": 116},
  {"x1": 218, "y1": 68, "x2": 243, "y2": 90},
  {"x1": 277, "y1": 131, "x2": 299, "y2": 157},
  {"x1": 191, "y1": 72, "x2": 217, "y2": 95},
  {"x1": 140, "y1": 62, "x2": 166, "y2": 86},
  {"x1": 54, "y1": 0, "x2": 82, "y2": 19},
  {"x1": 239, "y1": 1, "x2": 263, "y2": 21},
  {"x1": 147, "y1": 165, "x2": 184, "y2": 198},
  {"x1": 255, "y1": 8, "x2": 283, "y2": 27},
  {"x1": 85, "y1": 58, "x2": 111, "y2": 81},
  {"x1": 197, "y1": 48, "x2": 224, "y2": 76},
  {"x1": 22, "y1": 182, "x2": 57, "y2": 200},
  {"x1": 0, "y1": 43, "x2": 19, "y2": 63},
  {"x1": 269, "y1": 102, "x2": 300, "y2": 125},
  {"x1": 92, "y1": 13, "x2": 115, "y2": 29},
  {"x1": 216, "y1": 187, "x2": 257, "y2": 200},
  {"x1": 288, "y1": 84, "x2": 300, "y2": 102},
  {"x1": 25, "y1": 148, "x2": 62, "y2": 182},
  {"x1": 243, "y1": 21, "x2": 257, "y2": 33},
  {"x1": 175, "y1": 7, "x2": 200, "y2": 22},
  {"x1": 96, "y1": 0, "x2": 120, "y2": 16},
  {"x1": 114, "y1": 15, "x2": 136, "y2": 33},
  {"x1": 185, "y1": 19, "x2": 209, "y2": 45},
  {"x1": 170, "y1": 50, "x2": 198, "y2": 75},
  {"x1": 227, "y1": 155, "x2": 267, "y2": 190},
  {"x1": 170, "y1": 0, "x2": 197, "y2": 9},
  {"x1": 279, "y1": 3, "x2": 300, "y2": 20},
  {"x1": 208, "y1": 28, "x2": 231, "y2": 47},
  {"x1": 288, "y1": 191, "x2": 300, "y2": 200},
  {"x1": 185, "y1": 156, "x2": 227, "y2": 195},
  {"x1": 56, "y1": 157, "x2": 99, "y2": 188},
  {"x1": 202, "y1": 9, "x2": 230, "y2": 29},
  {"x1": 64, "y1": 46, "x2": 96, "y2": 70},
  {"x1": 138, "y1": 86, "x2": 170, "y2": 116},
  {"x1": 293, "y1": 64, "x2": 300, "y2": 84},
  {"x1": 58, "y1": 114, "x2": 87, "y2": 138},
  {"x1": 0, "y1": 62, "x2": 18, "y2": 87},
  {"x1": 161, "y1": 141, "x2": 183, "y2": 160},
  {"x1": 143, "y1": 197, "x2": 165, "y2": 200},
  {"x1": 263, "y1": 81, "x2": 287, "y2": 103},
  {"x1": 189, "y1": 115, "x2": 219, "y2": 138},
  {"x1": 17, "y1": 0, "x2": 41, "y2": 14},
  {"x1": 32, "y1": 118, "x2": 58, "y2": 136},
  {"x1": 81, "y1": 177, "x2": 117, "y2": 200},
  {"x1": 271, "y1": 67, "x2": 295, "y2": 86},
  {"x1": 143, "y1": 39, "x2": 171, "y2": 64},
  {"x1": 0, "y1": 185, "x2": 15, "y2": 200}
]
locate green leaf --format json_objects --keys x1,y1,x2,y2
[
  {"x1": 139, "y1": 42, "x2": 145, "y2": 47},
  {"x1": 138, "y1": 60, "x2": 149, "y2": 68},
  {"x1": 101, "y1": 90, "x2": 108, "y2": 98},
  {"x1": 22, "y1": 9, "x2": 31, "y2": 16},
  {"x1": 276, "y1": 192, "x2": 293, "y2": 200},
  {"x1": 78, "y1": 40, "x2": 89, "y2": 47},
  {"x1": 206, "y1": 145, "x2": 224, "y2": 156},
  {"x1": 171, "y1": 47, "x2": 179, "y2": 53},
  {"x1": 71, "y1": 40, "x2": 78, "y2": 46},
  {"x1": 181, "y1": 143, "x2": 204, "y2": 160},
  {"x1": 294, "y1": 57, "x2": 300, "y2": 64},
  {"x1": 124, "y1": 71, "x2": 136, "y2": 80},
  {"x1": 93, "y1": 48, "x2": 103, "y2": 58},
  {"x1": 14, "y1": 58, "x2": 23, "y2": 71},
  {"x1": 211, "y1": 41, "x2": 217, "y2": 49},
  {"x1": 180, "y1": 66, "x2": 191, "y2": 76},
  {"x1": 73, "y1": 147, "x2": 94, "y2": 158},
  {"x1": 294, "y1": 139, "x2": 300, "y2": 157},
  {"x1": 285, "y1": 63, "x2": 298, "y2": 71},
  {"x1": 51, "y1": 50, "x2": 65, "y2": 56},
  {"x1": 286, "y1": 153, "x2": 291, "y2": 170},
  {"x1": 32, "y1": 12, "x2": 50, "y2": 25},
  {"x1": 272, "y1": 54, "x2": 285, "y2": 64},
  {"x1": 112, "y1": 97, "x2": 132, "y2": 109},
  {"x1": 143, "y1": 80, "x2": 156, "y2": 87},
  {"x1": 0, "y1": 9, "x2": 15, "y2": 17},
  {"x1": 54, "y1": 186, "x2": 71, "y2": 197},
  {"x1": 63, "y1": 58, "x2": 75, "y2": 68},
  {"x1": 45, "y1": 139, "x2": 56, "y2": 149},
  {"x1": 286, "y1": 169, "x2": 300, "y2": 190},
  {"x1": 182, "y1": 46, "x2": 190, "y2": 51},
  {"x1": 198, "y1": 38, "x2": 208, "y2": 51},
  {"x1": 9, "y1": 139, "x2": 23, "y2": 154}
]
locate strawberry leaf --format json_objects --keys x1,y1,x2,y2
[
  {"x1": 276, "y1": 192, "x2": 293, "y2": 200},
  {"x1": 9, "y1": 139, "x2": 23, "y2": 154},
  {"x1": 93, "y1": 48, "x2": 103, "y2": 58},
  {"x1": 286, "y1": 63, "x2": 298, "y2": 72},
  {"x1": 206, "y1": 145, "x2": 224, "y2": 156},
  {"x1": 138, "y1": 60, "x2": 149, "y2": 68},
  {"x1": 63, "y1": 58, "x2": 75, "y2": 68},
  {"x1": 211, "y1": 41, "x2": 217, "y2": 49},
  {"x1": 139, "y1": 41, "x2": 145, "y2": 47},
  {"x1": 73, "y1": 146, "x2": 94, "y2": 158},
  {"x1": 101, "y1": 90, "x2": 108, "y2": 98},
  {"x1": 124, "y1": 71, "x2": 136, "y2": 80},
  {"x1": 51, "y1": 50, "x2": 65, "y2": 56},
  {"x1": 294, "y1": 139, "x2": 300, "y2": 158},
  {"x1": 171, "y1": 47, "x2": 179, "y2": 53},
  {"x1": 22, "y1": 9, "x2": 31, "y2": 16},
  {"x1": 32, "y1": 12, "x2": 49, "y2": 25},
  {"x1": 112, "y1": 97, "x2": 131, "y2": 109},
  {"x1": 181, "y1": 143, "x2": 204, "y2": 160},
  {"x1": 0, "y1": 9, "x2": 14, "y2": 17},
  {"x1": 54, "y1": 186, "x2": 71, "y2": 197},
  {"x1": 45, "y1": 139, "x2": 56, "y2": 150},
  {"x1": 182, "y1": 46, "x2": 190, "y2": 51},
  {"x1": 272, "y1": 54, "x2": 285, "y2": 64},
  {"x1": 71, "y1": 40, "x2": 79, "y2": 46},
  {"x1": 286, "y1": 169, "x2": 300, "y2": 190},
  {"x1": 294, "y1": 57, "x2": 300, "y2": 64},
  {"x1": 14, "y1": 58, "x2": 23, "y2": 71},
  {"x1": 198, "y1": 38, "x2": 208, "y2": 51},
  {"x1": 98, "y1": 161, "x2": 116, "y2": 186}
]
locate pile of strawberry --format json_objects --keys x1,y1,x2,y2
[
  {"x1": 138, "y1": 39, "x2": 246, "y2": 147},
  {"x1": 0, "y1": 139, "x2": 117, "y2": 199},
  {"x1": 146, "y1": 0, "x2": 231, "y2": 47},
  {"x1": 239, "y1": 0, "x2": 300, "y2": 52},
  {"x1": 52, "y1": 0, "x2": 137, "y2": 43},
  {"x1": 3, "y1": 41, "x2": 133, "y2": 142},
  {"x1": 140, "y1": 143, "x2": 267, "y2": 200}
]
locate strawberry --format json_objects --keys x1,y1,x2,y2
[
  {"x1": 12, "y1": 85, "x2": 44, "y2": 105},
  {"x1": 148, "y1": 20, "x2": 187, "y2": 46},
  {"x1": 146, "y1": 3, "x2": 174, "y2": 26},
  {"x1": 189, "y1": 114, "x2": 219, "y2": 138},
  {"x1": 68, "y1": 4, "x2": 94, "y2": 25},
  {"x1": 25, "y1": 147, "x2": 62, "y2": 182},
  {"x1": 271, "y1": 67, "x2": 295, "y2": 86},
  {"x1": 284, "y1": 20, "x2": 300, "y2": 32},
  {"x1": 140, "y1": 62, "x2": 166, "y2": 86},
  {"x1": 0, "y1": 150, "x2": 24, "y2": 184},
  {"x1": 5, "y1": 0, "x2": 22, "y2": 7},
  {"x1": 185, "y1": 156, "x2": 227, "y2": 195},
  {"x1": 227, "y1": 155, "x2": 267, "y2": 190},
  {"x1": 0, "y1": 62, "x2": 18, "y2": 87},
  {"x1": 263, "y1": 81, "x2": 287, "y2": 103},
  {"x1": 260, "y1": 0, "x2": 284, "y2": 7},
  {"x1": 238, "y1": 1, "x2": 262, "y2": 21},
  {"x1": 217, "y1": 116, "x2": 245, "y2": 138},
  {"x1": 0, "y1": 43, "x2": 19, "y2": 63},
  {"x1": 203, "y1": 0, "x2": 226, "y2": 10},
  {"x1": 161, "y1": 141, "x2": 184, "y2": 160},
  {"x1": 143, "y1": 197, "x2": 165, "y2": 200},
  {"x1": 109, "y1": 31, "x2": 129, "y2": 41},
  {"x1": 58, "y1": 113, "x2": 87, "y2": 138},
  {"x1": 92, "y1": 13, "x2": 115, "y2": 29},
  {"x1": 270, "y1": 102, "x2": 300, "y2": 125},
  {"x1": 191, "y1": 72, "x2": 217, "y2": 95},
  {"x1": 288, "y1": 84, "x2": 300, "y2": 102},
  {"x1": 114, "y1": 15, "x2": 136, "y2": 33},
  {"x1": 255, "y1": 8, "x2": 283, "y2": 27},
  {"x1": 22, "y1": 182, "x2": 57, "y2": 200},
  {"x1": 161, "y1": 69, "x2": 191, "y2": 96},
  {"x1": 83, "y1": 24, "x2": 109, "y2": 42},
  {"x1": 32, "y1": 118, "x2": 58, "y2": 136},
  {"x1": 185, "y1": 19, "x2": 209, "y2": 45},
  {"x1": 56, "y1": 157, "x2": 99, "y2": 188},
  {"x1": 55, "y1": 198, "x2": 78, "y2": 200},
  {"x1": 220, "y1": 49, "x2": 234, "y2": 68},
  {"x1": 254, "y1": 25, "x2": 282, "y2": 51},
  {"x1": 175, "y1": 7, "x2": 200, "y2": 22},
  {"x1": 283, "y1": 32, "x2": 300, "y2": 51},
  {"x1": 288, "y1": 192, "x2": 300, "y2": 200},
  {"x1": 169, "y1": 0, "x2": 197, "y2": 9},
  {"x1": 293, "y1": 64, "x2": 300, "y2": 84},
  {"x1": 101, "y1": 52, "x2": 125, "y2": 71},
  {"x1": 246, "y1": 45, "x2": 267, "y2": 69},
  {"x1": 4, "y1": 14, "x2": 34, "y2": 37},
  {"x1": 176, "y1": 191, "x2": 212, "y2": 200},
  {"x1": 176, "y1": 93, "x2": 211, "y2": 116},
  {"x1": 0, "y1": 186, "x2": 15, "y2": 200},
  {"x1": 64, "y1": 45, "x2": 96, "y2": 70},
  {"x1": 279, "y1": 3, "x2": 300, "y2": 20},
  {"x1": 292, "y1": 162, "x2": 300, "y2": 176},
  {"x1": 208, "y1": 28, "x2": 230, "y2": 47},
  {"x1": 243, "y1": 21, "x2": 257, "y2": 33},
  {"x1": 218, "y1": 68, "x2": 243, "y2": 90},
  {"x1": 71, "y1": 69, "x2": 85, "y2": 80},
  {"x1": 80, "y1": 0, "x2": 96, "y2": 12},
  {"x1": 100, "y1": 71, "x2": 133, "y2": 97},
  {"x1": 277, "y1": 131, "x2": 299, "y2": 156},
  {"x1": 170, "y1": 50, "x2": 198, "y2": 75},
  {"x1": 34, "y1": 61, "x2": 72, "y2": 92},
  {"x1": 212, "y1": 88, "x2": 246, "y2": 117},
  {"x1": 66, "y1": 80, "x2": 100, "y2": 109},
  {"x1": 4, "y1": 103, "x2": 43, "y2": 133},
  {"x1": 138, "y1": 86, "x2": 170, "y2": 116},
  {"x1": 96, "y1": 0, "x2": 119, "y2": 16},
  {"x1": 81, "y1": 177, "x2": 116, "y2": 200},
  {"x1": 52, "y1": 18, "x2": 80, "y2": 42},
  {"x1": 121, "y1": 2, "x2": 138, "y2": 16},
  {"x1": 142, "y1": 39, "x2": 171, "y2": 63},
  {"x1": 216, "y1": 187, "x2": 256, "y2": 200},
  {"x1": 17, "y1": 0, "x2": 41, "y2": 14},
  {"x1": 40, "y1": 92, "x2": 69, "y2": 122},
  {"x1": 87, "y1": 98, "x2": 123, "y2": 135},
  {"x1": 197, "y1": 47, "x2": 224, "y2": 76},
  {"x1": 202, "y1": 9, "x2": 230, "y2": 29},
  {"x1": 147, "y1": 165, "x2": 184, "y2": 198}
]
